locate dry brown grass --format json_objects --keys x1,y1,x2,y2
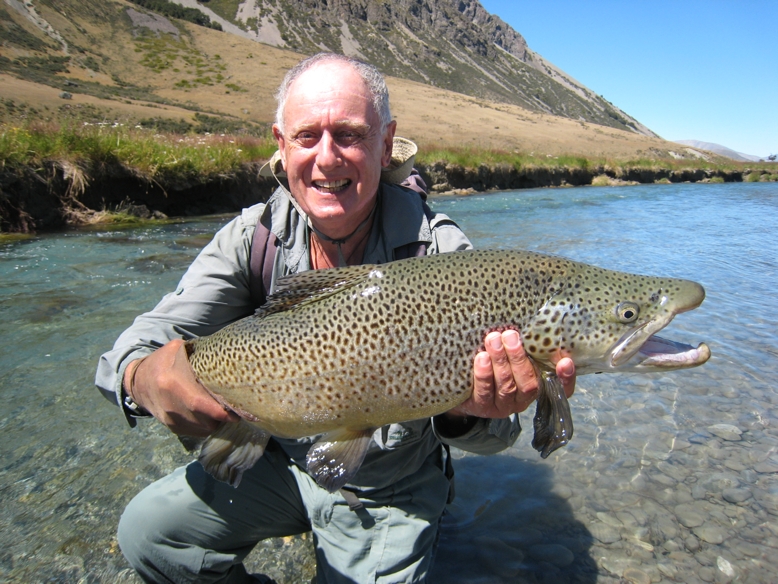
[{"x1": 0, "y1": 12, "x2": 710, "y2": 163}]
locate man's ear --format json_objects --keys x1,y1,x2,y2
[
  {"x1": 381, "y1": 121, "x2": 397, "y2": 168},
  {"x1": 272, "y1": 124, "x2": 287, "y2": 169}
]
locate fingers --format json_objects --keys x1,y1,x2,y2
[
  {"x1": 556, "y1": 357, "x2": 576, "y2": 399},
  {"x1": 467, "y1": 351, "x2": 497, "y2": 414},
  {"x1": 131, "y1": 339, "x2": 238, "y2": 436},
  {"x1": 463, "y1": 330, "x2": 539, "y2": 419},
  {"x1": 486, "y1": 330, "x2": 539, "y2": 414}
]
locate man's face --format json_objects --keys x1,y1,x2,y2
[{"x1": 273, "y1": 62, "x2": 396, "y2": 238}]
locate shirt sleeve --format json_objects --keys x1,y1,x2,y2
[
  {"x1": 94, "y1": 204, "x2": 263, "y2": 424},
  {"x1": 432, "y1": 415, "x2": 522, "y2": 455}
]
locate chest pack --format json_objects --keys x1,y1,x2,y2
[{"x1": 248, "y1": 183, "x2": 434, "y2": 308}]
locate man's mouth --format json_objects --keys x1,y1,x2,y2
[{"x1": 313, "y1": 179, "x2": 351, "y2": 194}]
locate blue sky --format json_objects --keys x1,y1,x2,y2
[{"x1": 479, "y1": 0, "x2": 776, "y2": 158}]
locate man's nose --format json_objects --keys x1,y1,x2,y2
[{"x1": 316, "y1": 132, "x2": 342, "y2": 170}]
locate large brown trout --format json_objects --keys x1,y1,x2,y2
[{"x1": 185, "y1": 249, "x2": 710, "y2": 492}]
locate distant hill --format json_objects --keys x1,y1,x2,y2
[
  {"x1": 177, "y1": 0, "x2": 656, "y2": 137},
  {"x1": 674, "y1": 140, "x2": 761, "y2": 162},
  {"x1": 0, "y1": 0, "x2": 705, "y2": 161}
]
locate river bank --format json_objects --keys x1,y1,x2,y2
[
  {"x1": 3, "y1": 158, "x2": 776, "y2": 234},
  {"x1": 1, "y1": 125, "x2": 776, "y2": 233}
]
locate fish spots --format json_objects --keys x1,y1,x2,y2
[{"x1": 187, "y1": 249, "x2": 704, "y2": 435}]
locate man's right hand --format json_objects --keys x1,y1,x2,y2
[{"x1": 124, "y1": 339, "x2": 239, "y2": 437}]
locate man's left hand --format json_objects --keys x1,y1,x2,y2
[{"x1": 446, "y1": 330, "x2": 576, "y2": 420}]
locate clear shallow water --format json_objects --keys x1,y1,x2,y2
[{"x1": 1, "y1": 182, "x2": 777, "y2": 582}]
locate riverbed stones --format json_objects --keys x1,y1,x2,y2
[
  {"x1": 693, "y1": 522, "x2": 727, "y2": 544},
  {"x1": 754, "y1": 459, "x2": 778, "y2": 473},
  {"x1": 722, "y1": 487, "x2": 752, "y2": 504},
  {"x1": 590, "y1": 522, "x2": 621, "y2": 544},
  {"x1": 707, "y1": 424, "x2": 743, "y2": 441},
  {"x1": 622, "y1": 567, "x2": 651, "y2": 584},
  {"x1": 675, "y1": 504, "x2": 705, "y2": 528}
]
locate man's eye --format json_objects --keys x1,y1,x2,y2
[
  {"x1": 336, "y1": 132, "x2": 361, "y2": 146},
  {"x1": 294, "y1": 132, "x2": 318, "y2": 146}
]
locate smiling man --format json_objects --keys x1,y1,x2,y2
[
  {"x1": 273, "y1": 58, "x2": 394, "y2": 256},
  {"x1": 98, "y1": 53, "x2": 575, "y2": 583}
]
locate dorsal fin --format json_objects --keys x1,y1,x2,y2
[{"x1": 256, "y1": 264, "x2": 382, "y2": 316}]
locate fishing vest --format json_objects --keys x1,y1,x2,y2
[
  {"x1": 246, "y1": 179, "x2": 457, "y2": 503},
  {"x1": 248, "y1": 179, "x2": 433, "y2": 308}
]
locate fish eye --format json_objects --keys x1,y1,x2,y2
[{"x1": 615, "y1": 302, "x2": 640, "y2": 323}]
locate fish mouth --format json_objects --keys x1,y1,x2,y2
[
  {"x1": 633, "y1": 335, "x2": 711, "y2": 369},
  {"x1": 609, "y1": 314, "x2": 710, "y2": 371}
]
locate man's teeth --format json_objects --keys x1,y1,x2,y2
[{"x1": 314, "y1": 179, "x2": 350, "y2": 191}]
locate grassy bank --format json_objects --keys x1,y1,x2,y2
[
  {"x1": 415, "y1": 145, "x2": 777, "y2": 179},
  {"x1": 1, "y1": 122, "x2": 277, "y2": 184},
  {"x1": 1, "y1": 122, "x2": 777, "y2": 233}
]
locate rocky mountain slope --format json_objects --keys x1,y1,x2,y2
[
  {"x1": 181, "y1": 0, "x2": 655, "y2": 136},
  {"x1": 1, "y1": 0, "x2": 693, "y2": 161}
]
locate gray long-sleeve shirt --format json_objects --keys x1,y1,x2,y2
[{"x1": 96, "y1": 183, "x2": 521, "y2": 490}]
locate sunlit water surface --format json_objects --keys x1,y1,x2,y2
[{"x1": 1, "y1": 182, "x2": 776, "y2": 583}]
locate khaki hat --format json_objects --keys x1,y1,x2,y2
[
  {"x1": 259, "y1": 150, "x2": 285, "y2": 179},
  {"x1": 381, "y1": 136, "x2": 417, "y2": 184},
  {"x1": 259, "y1": 137, "x2": 418, "y2": 185}
]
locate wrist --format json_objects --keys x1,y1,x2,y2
[{"x1": 122, "y1": 357, "x2": 151, "y2": 417}]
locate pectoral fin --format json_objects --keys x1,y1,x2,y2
[
  {"x1": 306, "y1": 428, "x2": 375, "y2": 493},
  {"x1": 531, "y1": 371, "x2": 574, "y2": 459},
  {"x1": 198, "y1": 420, "x2": 271, "y2": 488}
]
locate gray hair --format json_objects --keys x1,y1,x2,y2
[{"x1": 274, "y1": 53, "x2": 392, "y2": 135}]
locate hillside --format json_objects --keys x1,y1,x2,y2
[
  {"x1": 179, "y1": 0, "x2": 655, "y2": 137},
  {"x1": 0, "y1": 0, "x2": 699, "y2": 161},
  {"x1": 673, "y1": 140, "x2": 763, "y2": 163}
]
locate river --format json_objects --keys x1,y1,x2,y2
[{"x1": 1, "y1": 181, "x2": 776, "y2": 583}]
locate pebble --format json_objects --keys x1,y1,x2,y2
[
  {"x1": 754, "y1": 460, "x2": 778, "y2": 473},
  {"x1": 657, "y1": 460, "x2": 688, "y2": 481},
  {"x1": 698, "y1": 566, "x2": 715, "y2": 582},
  {"x1": 693, "y1": 522, "x2": 726, "y2": 544},
  {"x1": 590, "y1": 522, "x2": 621, "y2": 544},
  {"x1": 685, "y1": 535, "x2": 701, "y2": 552},
  {"x1": 675, "y1": 504, "x2": 705, "y2": 528},
  {"x1": 722, "y1": 487, "x2": 752, "y2": 504},
  {"x1": 596, "y1": 512, "x2": 623, "y2": 527},
  {"x1": 753, "y1": 486, "x2": 778, "y2": 515},
  {"x1": 553, "y1": 483, "x2": 573, "y2": 499},
  {"x1": 658, "y1": 562, "x2": 678, "y2": 579},
  {"x1": 622, "y1": 567, "x2": 651, "y2": 584},
  {"x1": 717, "y1": 556, "x2": 735, "y2": 578},
  {"x1": 723, "y1": 458, "x2": 748, "y2": 472},
  {"x1": 707, "y1": 424, "x2": 743, "y2": 441}
]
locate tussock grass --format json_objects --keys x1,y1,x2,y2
[
  {"x1": 2, "y1": 123, "x2": 775, "y2": 193},
  {"x1": 0, "y1": 122, "x2": 277, "y2": 181},
  {"x1": 416, "y1": 144, "x2": 774, "y2": 175}
]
